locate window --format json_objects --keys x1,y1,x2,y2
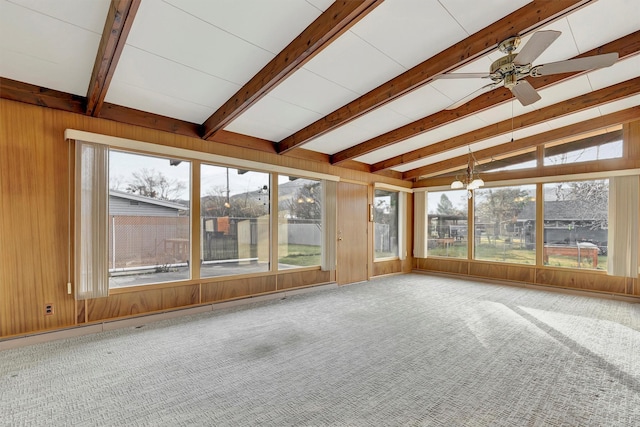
[
  {"x1": 374, "y1": 189, "x2": 399, "y2": 258},
  {"x1": 473, "y1": 185, "x2": 536, "y2": 264},
  {"x1": 278, "y1": 176, "x2": 323, "y2": 269},
  {"x1": 200, "y1": 165, "x2": 270, "y2": 278},
  {"x1": 427, "y1": 190, "x2": 468, "y2": 258},
  {"x1": 108, "y1": 150, "x2": 191, "y2": 288},
  {"x1": 543, "y1": 180, "x2": 608, "y2": 270},
  {"x1": 544, "y1": 130, "x2": 622, "y2": 166}
]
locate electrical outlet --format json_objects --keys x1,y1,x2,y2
[{"x1": 45, "y1": 304, "x2": 54, "y2": 316}]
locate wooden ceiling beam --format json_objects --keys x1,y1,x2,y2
[
  {"x1": 276, "y1": 0, "x2": 594, "y2": 154},
  {"x1": 201, "y1": 0, "x2": 383, "y2": 141},
  {"x1": 0, "y1": 77, "x2": 86, "y2": 114},
  {"x1": 404, "y1": 106, "x2": 640, "y2": 180},
  {"x1": 393, "y1": 77, "x2": 640, "y2": 181},
  {"x1": 86, "y1": 0, "x2": 140, "y2": 117},
  {"x1": 339, "y1": 30, "x2": 640, "y2": 167},
  {"x1": 99, "y1": 103, "x2": 201, "y2": 138}
]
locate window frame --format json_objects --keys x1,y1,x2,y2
[
  {"x1": 67, "y1": 129, "x2": 339, "y2": 295},
  {"x1": 419, "y1": 167, "x2": 636, "y2": 275},
  {"x1": 373, "y1": 188, "x2": 400, "y2": 260}
]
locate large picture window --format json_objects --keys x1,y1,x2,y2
[
  {"x1": 108, "y1": 150, "x2": 191, "y2": 288},
  {"x1": 473, "y1": 185, "x2": 536, "y2": 264},
  {"x1": 277, "y1": 176, "x2": 322, "y2": 269},
  {"x1": 543, "y1": 180, "x2": 608, "y2": 270},
  {"x1": 427, "y1": 190, "x2": 468, "y2": 258},
  {"x1": 200, "y1": 165, "x2": 270, "y2": 278},
  {"x1": 374, "y1": 189, "x2": 399, "y2": 259}
]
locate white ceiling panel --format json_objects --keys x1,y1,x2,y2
[
  {"x1": 516, "y1": 18, "x2": 579, "y2": 66},
  {"x1": 587, "y1": 54, "x2": 640, "y2": 91},
  {"x1": 354, "y1": 115, "x2": 487, "y2": 164},
  {"x1": 126, "y1": 0, "x2": 274, "y2": 85},
  {"x1": 303, "y1": 106, "x2": 413, "y2": 155},
  {"x1": 430, "y1": 77, "x2": 493, "y2": 106},
  {"x1": 386, "y1": 85, "x2": 451, "y2": 121},
  {"x1": 439, "y1": 0, "x2": 531, "y2": 35},
  {"x1": 164, "y1": 0, "x2": 330, "y2": 54},
  {"x1": 597, "y1": 93, "x2": 640, "y2": 116},
  {"x1": 8, "y1": 0, "x2": 109, "y2": 31},
  {"x1": 302, "y1": 122, "x2": 366, "y2": 155},
  {"x1": 389, "y1": 143, "x2": 472, "y2": 172},
  {"x1": 106, "y1": 46, "x2": 239, "y2": 115},
  {"x1": 303, "y1": 31, "x2": 406, "y2": 95},
  {"x1": 349, "y1": 0, "x2": 466, "y2": 69},
  {"x1": 0, "y1": 0, "x2": 105, "y2": 95},
  {"x1": 511, "y1": 122, "x2": 553, "y2": 139},
  {"x1": 567, "y1": 0, "x2": 640, "y2": 54},
  {"x1": 344, "y1": 106, "x2": 414, "y2": 136},
  {"x1": 532, "y1": 75, "x2": 593, "y2": 108},
  {"x1": 225, "y1": 95, "x2": 323, "y2": 142},
  {"x1": 469, "y1": 134, "x2": 513, "y2": 154},
  {"x1": 544, "y1": 107, "x2": 602, "y2": 130},
  {"x1": 265, "y1": 68, "x2": 359, "y2": 116},
  {"x1": 474, "y1": 98, "x2": 535, "y2": 126},
  {"x1": 105, "y1": 81, "x2": 214, "y2": 124},
  {"x1": 384, "y1": 83, "x2": 455, "y2": 121}
]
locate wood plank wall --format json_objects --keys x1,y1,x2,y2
[
  {"x1": 1, "y1": 98, "x2": 637, "y2": 338},
  {"x1": 0, "y1": 99, "x2": 407, "y2": 338}
]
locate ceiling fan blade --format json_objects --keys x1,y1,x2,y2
[
  {"x1": 446, "y1": 82, "x2": 502, "y2": 110},
  {"x1": 434, "y1": 73, "x2": 491, "y2": 79},
  {"x1": 510, "y1": 80, "x2": 541, "y2": 106},
  {"x1": 533, "y1": 52, "x2": 619, "y2": 76},
  {"x1": 513, "y1": 30, "x2": 561, "y2": 65}
]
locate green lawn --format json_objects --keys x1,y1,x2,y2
[
  {"x1": 475, "y1": 243, "x2": 536, "y2": 264},
  {"x1": 429, "y1": 239, "x2": 607, "y2": 270},
  {"x1": 278, "y1": 244, "x2": 321, "y2": 266}
]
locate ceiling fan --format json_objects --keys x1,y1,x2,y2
[{"x1": 436, "y1": 30, "x2": 619, "y2": 110}]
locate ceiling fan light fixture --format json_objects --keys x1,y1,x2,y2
[
  {"x1": 451, "y1": 180, "x2": 464, "y2": 189},
  {"x1": 469, "y1": 178, "x2": 484, "y2": 190}
]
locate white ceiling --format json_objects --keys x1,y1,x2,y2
[{"x1": 1, "y1": 0, "x2": 639, "y2": 180}]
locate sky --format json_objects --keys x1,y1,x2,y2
[{"x1": 110, "y1": 149, "x2": 310, "y2": 200}]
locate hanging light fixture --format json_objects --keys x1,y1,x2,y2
[{"x1": 451, "y1": 148, "x2": 484, "y2": 198}]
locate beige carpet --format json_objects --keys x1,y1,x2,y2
[{"x1": 1, "y1": 274, "x2": 639, "y2": 426}]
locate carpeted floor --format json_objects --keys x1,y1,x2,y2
[{"x1": 1, "y1": 274, "x2": 639, "y2": 426}]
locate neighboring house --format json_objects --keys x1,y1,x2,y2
[
  {"x1": 518, "y1": 200, "x2": 608, "y2": 250},
  {"x1": 109, "y1": 189, "x2": 188, "y2": 216},
  {"x1": 108, "y1": 190, "x2": 190, "y2": 269}
]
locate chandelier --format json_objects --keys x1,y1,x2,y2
[{"x1": 451, "y1": 148, "x2": 484, "y2": 198}]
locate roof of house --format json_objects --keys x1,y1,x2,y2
[
  {"x1": 109, "y1": 190, "x2": 188, "y2": 211},
  {"x1": 519, "y1": 200, "x2": 607, "y2": 222}
]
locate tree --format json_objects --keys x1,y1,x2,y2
[
  {"x1": 436, "y1": 193, "x2": 458, "y2": 215},
  {"x1": 201, "y1": 185, "x2": 267, "y2": 218},
  {"x1": 552, "y1": 180, "x2": 608, "y2": 228},
  {"x1": 475, "y1": 188, "x2": 531, "y2": 240},
  {"x1": 287, "y1": 182, "x2": 321, "y2": 225},
  {"x1": 125, "y1": 168, "x2": 186, "y2": 201}
]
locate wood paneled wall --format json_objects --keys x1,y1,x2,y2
[
  {"x1": 1, "y1": 98, "x2": 637, "y2": 338},
  {"x1": 0, "y1": 99, "x2": 406, "y2": 338},
  {"x1": 415, "y1": 257, "x2": 637, "y2": 297}
]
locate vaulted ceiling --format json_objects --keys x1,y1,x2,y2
[{"x1": 1, "y1": 0, "x2": 639, "y2": 182}]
